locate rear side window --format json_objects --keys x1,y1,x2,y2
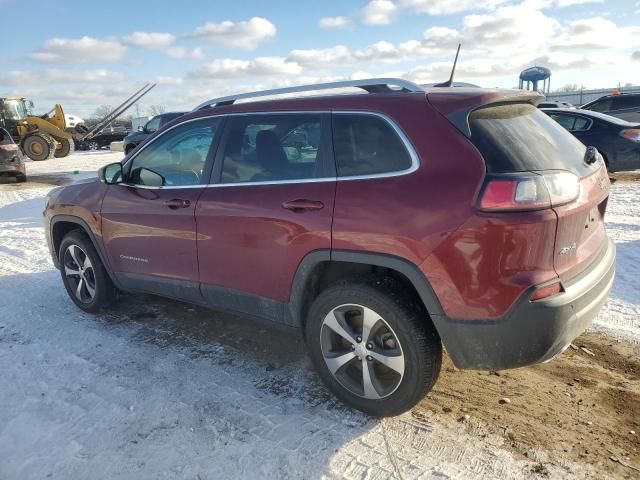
[
  {"x1": 219, "y1": 113, "x2": 327, "y2": 184},
  {"x1": 332, "y1": 113, "x2": 413, "y2": 177},
  {"x1": 612, "y1": 95, "x2": 640, "y2": 110},
  {"x1": 469, "y1": 103, "x2": 593, "y2": 176}
]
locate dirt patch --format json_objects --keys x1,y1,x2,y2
[
  {"x1": 414, "y1": 330, "x2": 640, "y2": 478},
  {"x1": 610, "y1": 172, "x2": 640, "y2": 184},
  {"x1": 0, "y1": 173, "x2": 73, "y2": 190}
]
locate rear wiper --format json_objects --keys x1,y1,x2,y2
[{"x1": 584, "y1": 146, "x2": 598, "y2": 165}]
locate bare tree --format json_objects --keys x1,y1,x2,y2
[
  {"x1": 93, "y1": 105, "x2": 114, "y2": 119},
  {"x1": 148, "y1": 105, "x2": 166, "y2": 116},
  {"x1": 555, "y1": 83, "x2": 585, "y2": 93}
]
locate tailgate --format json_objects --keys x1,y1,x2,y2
[{"x1": 553, "y1": 163, "x2": 610, "y2": 282}]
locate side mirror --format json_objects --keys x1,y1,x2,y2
[{"x1": 99, "y1": 162, "x2": 123, "y2": 184}]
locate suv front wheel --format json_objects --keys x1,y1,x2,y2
[
  {"x1": 305, "y1": 278, "x2": 441, "y2": 417},
  {"x1": 59, "y1": 231, "x2": 115, "y2": 312}
]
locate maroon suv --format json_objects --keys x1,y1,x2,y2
[{"x1": 44, "y1": 79, "x2": 615, "y2": 416}]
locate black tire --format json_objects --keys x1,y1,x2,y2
[
  {"x1": 15, "y1": 174, "x2": 27, "y2": 183},
  {"x1": 59, "y1": 231, "x2": 115, "y2": 313},
  {"x1": 22, "y1": 133, "x2": 54, "y2": 161},
  {"x1": 54, "y1": 138, "x2": 75, "y2": 158},
  {"x1": 305, "y1": 277, "x2": 442, "y2": 417}
]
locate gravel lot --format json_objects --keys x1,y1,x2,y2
[{"x1": 0, "y1": 153, "x2": 638, "y2": 479}]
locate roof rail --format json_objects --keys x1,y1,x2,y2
[{"x1": 192, "y1": 78, "x2": 425, "y2": 111}]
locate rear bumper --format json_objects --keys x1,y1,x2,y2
[
  {"x1": 434, "y1": 236, "x2": 616, "y2": 370},
  {"x1": 0, "y1": 163, "x2": 25, "y2": 175}
]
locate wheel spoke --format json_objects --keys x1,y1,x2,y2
[
  {"x1": 369, "y1": 350, "x2": 405, "y2": 375},
  {"x1": 82, "y1": 255, "x2": 92, "y2": 270},
  {"x1": 75, "y1": 278, "x2": 85, "y2": 300},
  {"x1": 360, "y1": 306, "x2": 381, "y2": 343},
  {"x1": 85, "y1": 279, "x2": 96, "y2": 299},
  {"x1": 64, "y1": 265, "x2": 80, "y2": 277},
  {"x1": 362, "y1": 360, "x2": 381, "y2": 399},
  {"x1": 69, "y1": 245, "x2": 82, "y2": 268},
  {"x1": 324, "y1": 351, "x2": 357, "y2": 374},
  {"x1": 323, "y1": 310, "x2": 357, "y2": 344}
]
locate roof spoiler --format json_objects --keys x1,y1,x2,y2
[{"x1": 427, "y1": 89, "x2": 544, "y2": 137}]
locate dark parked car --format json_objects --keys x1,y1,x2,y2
[
  {"x1": 44, "y1": 79, "x2": 615, "y2": 416},
  {"x1": 76, "y1": 127, "x2": 130, "y2": 151},
  {"x1": 537, "y1": 101, "x2": 574, "y2": 109},
  {"x1": 581, "y1": 93, "x2": 640, "y2": 123},
  {"x1": 123, "y1": 112, "x2": 185, "y2": 154},
  {"x1": 543, "y1": 108, "x2": 640, "y2": 172},
  {"x1": 0, "y1": 127, "x2": 26, "y2": 182}
]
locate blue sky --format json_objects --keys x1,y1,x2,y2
[{"x1": 1, "y1": 0, "x2": 639, "y2": 117}]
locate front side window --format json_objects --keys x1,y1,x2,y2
[
  {"x1": 220, "y1": 114, "x2": 324, "y2": 183},
  {"x1": 127, "y1": 118, "x2": 220, "y2": 187},
  {"x1": 332, "y1": 113, "x2": 413, "y2": 177}
]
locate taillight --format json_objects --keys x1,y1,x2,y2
[
  {"x1": 530, "y1": 281, "x2": 562, "y2": 301},
  {"x1": 479, "y1": 172, "x2": 579, "y2": 212},
  {"x1": 620, "y1": 129, "x2": 640, "y2": 143}
]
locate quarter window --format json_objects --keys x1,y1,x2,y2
[
  {"x1": 220, "y1": 114, "x2": 325, "y2": 183},
  {"x1": 127, "y1": 118, "x2": 220, "y2": 187},
  {"x1": 332, "y1": 113, "x2": 412, "y2": 177}
]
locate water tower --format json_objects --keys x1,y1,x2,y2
[{"x1": 519, "y1": 66, "x2": 551, "y2": 93}]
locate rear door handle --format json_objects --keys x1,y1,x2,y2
[
  {"x1": 281, "y1": 199, "x2": 324, "y2": 212},
  {"x1": 164, "y1": 198, "x2": 191, "y2": 209}
]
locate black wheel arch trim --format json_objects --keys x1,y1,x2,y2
[
  {"x1": 50, "y1": 215, "x2": 122, "y2": 288},
  {"x1": 288, "y1": 249, "x2": 445, "y2": 328}
]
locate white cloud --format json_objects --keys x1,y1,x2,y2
[
  {"x1": 30, "y1": 36, "x2": 127, "y2": 63},
  {"x1": 189, "y1": 17, "x2": 276, "y2": 50},
  {"x1": 156, "y1": 76, "x2": 184, "y2": 85},
  {"x1": 190, "y1": 57, "x2": 302, "y2": 79},
  {"x1": 361, "y1": 0, "x2": 398, "y2": 25},
  {"x1": 399, "y1": 0, "x2": 507, "y2": 15},
  {"x1": 554, "y1": 0, "x2": 602, "y2": 7},
  {"x1": 0, "y1": 68, "x2": 125, "y2": 85},
  {"x1": 122, "y1": 32, "x2": 176, "y2": 49},
  {"x1": 288, "y1": 45, "x2": 353, "y2": 66},
  {"x1": 551, "y1": 17, "x2": 640, "y2": 49},
  {"x1": 319, "y1": 16, "x2": 351, "y2": 29},
  {"x1": 166, "y1": 46, "x2": 204, "y2": 60}
]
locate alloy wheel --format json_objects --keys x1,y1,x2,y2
[
  {"x1": 320, "y1": 304, "x2": 405, "y2": 399},
  {"x1": 63, "y1": 244, "x2": 96, "y2": 303}
]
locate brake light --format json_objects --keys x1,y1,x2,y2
[
  {"x1": 479, "y1": 172, "x2": 579, "y2": 211},
  {"x1": 530, "y1": 281, "x2": 562, "y2": 301},
  {"x1": 620, "y1": 129, "x2": 640, "y2": 143}
]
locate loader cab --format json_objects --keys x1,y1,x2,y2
[{"x1": 0, "y1": 98, "x2": 30, "y2": 135}]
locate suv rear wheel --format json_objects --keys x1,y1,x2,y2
[
  {"x1": 59, "y1": 231, "x2": 115, "y2": 312},
  {"x1": 305, "y1": 278, "x2": 441, "y2": 416}
]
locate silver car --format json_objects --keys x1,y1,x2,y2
[{"x1": 0, "y1": 127, "x2": 26, "y2": 183}]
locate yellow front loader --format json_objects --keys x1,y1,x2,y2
[
  {"x1": 0, "y1": 84, "x2": 155, "y2": 161},
  {"x1": 0, "y1": 98, "x2": 74, "y2": 160}
]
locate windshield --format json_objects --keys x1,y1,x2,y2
[{"x1": 1, "y1": 99, "x2": 28, "y2": 120}]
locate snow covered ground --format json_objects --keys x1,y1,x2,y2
[{"x1": 0, "y1": 153, "x2": 638, "y2": 479}]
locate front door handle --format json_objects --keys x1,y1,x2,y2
[
  {"x1": 164, "y1": 198, "x2": 191, "y2": 209},
  {"x1": 282, "y1": 199, "x2": 324, "y2": 212}
]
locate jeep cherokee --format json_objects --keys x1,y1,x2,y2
[{"x1": 44, "y1": 79, "x2": 616, "y2": 416}]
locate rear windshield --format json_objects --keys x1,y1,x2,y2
[{"x1": 469, "y1": 103, "x2": 594, "y2": 176}]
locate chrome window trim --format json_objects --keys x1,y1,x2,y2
[{"x1": 117, "y1": 110, "x2": 420, "y2": 190}]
